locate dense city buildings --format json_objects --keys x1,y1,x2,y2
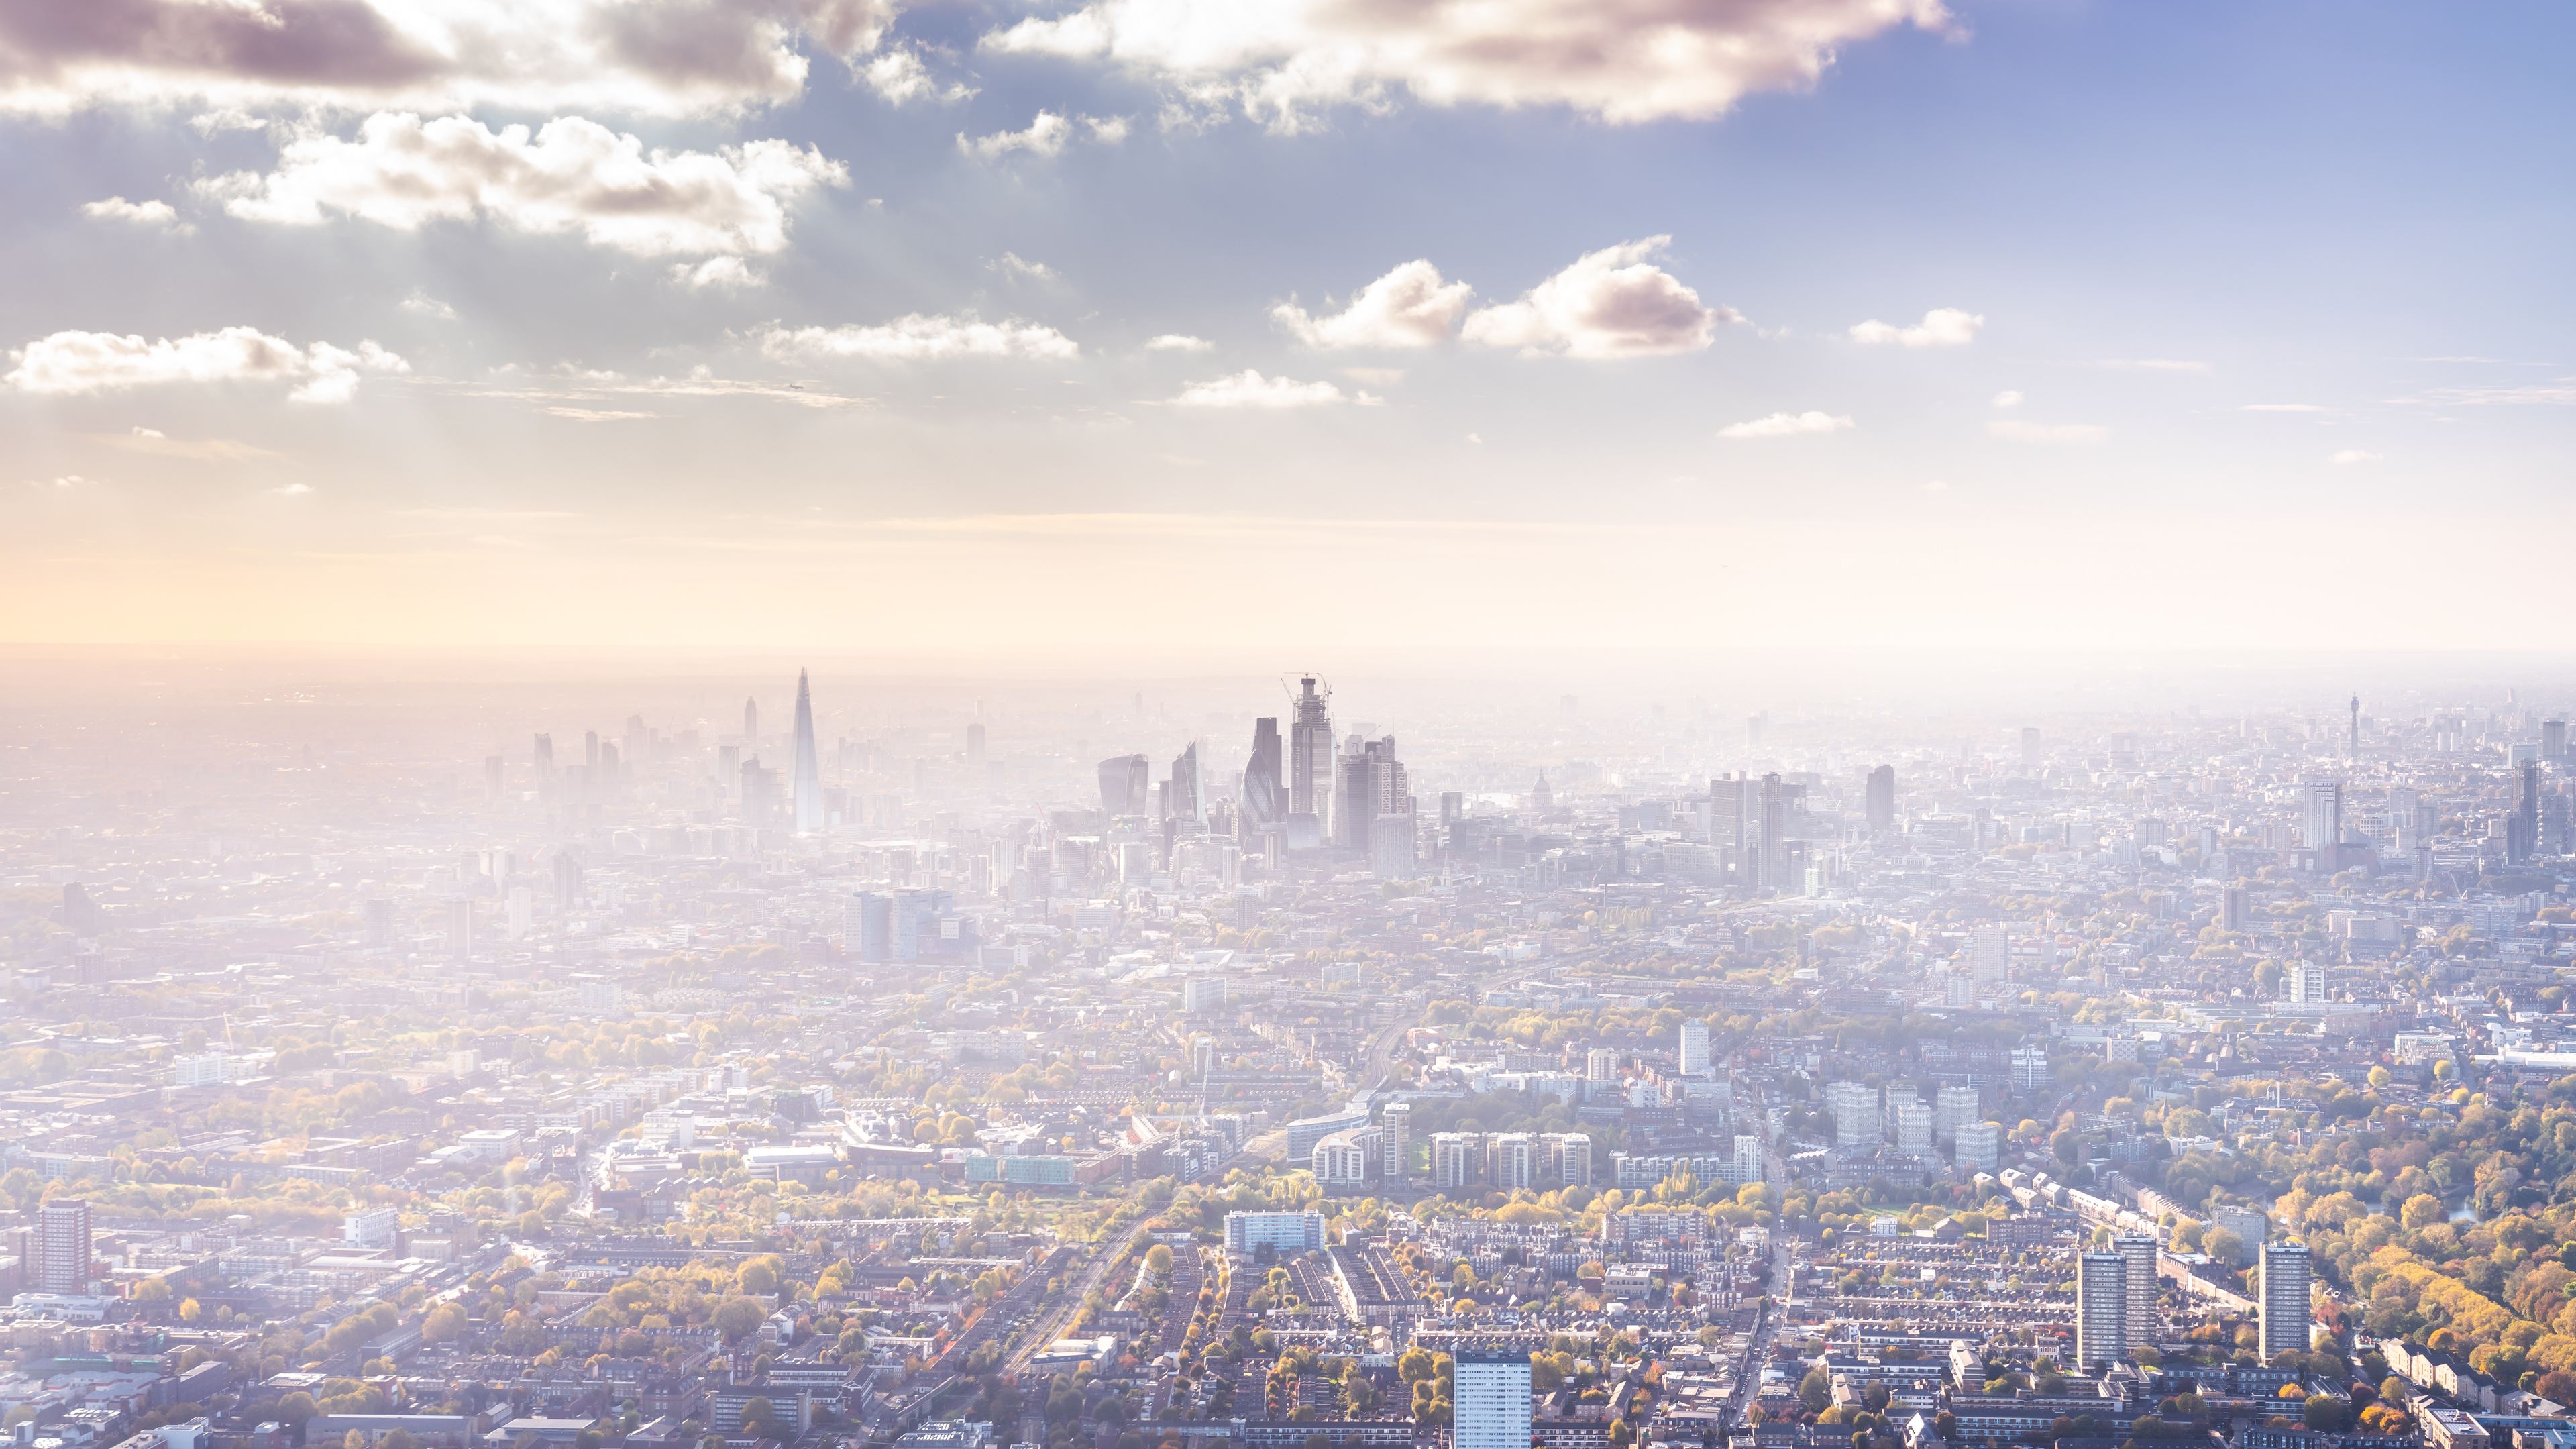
[{"x1": 6, "y1": 669, "x2": 2576, "y2": 1449}]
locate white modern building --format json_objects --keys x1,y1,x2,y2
[
  {"x1": 1224, "y1": 1211, "x2": 1326, "y2": 1255},
  {"x1": 2076, "y1": 1251, "x2": 2127, "y2": 1369},
  {"x1": 1452, "y1": 1349, "x2": 1533, "y2": 1449}
]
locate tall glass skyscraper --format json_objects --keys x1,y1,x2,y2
[
  {"x1": 1242, "y1": 717, "x2": 1282, "y2": 837},
  {"x1": 790, "y1": 669, "x2": 823, "y2": 833}
]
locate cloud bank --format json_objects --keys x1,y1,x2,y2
[
  {"x1": 0, "y1": 0, "x2": 900, "y2": 116},
  {"x1": 760, "y1": 313, "x2": 1079, "y2": 361},
  {"x1": 1461, "y1": 237, "x2": 1732, "y2": 357},
  {"x1": 979, "y1": 0, "x2": 1952, "y2": 129},
  {"x1": 6, "y1": 325, "x2": 408, "y2": 402},
  {"x1": 201, "y1": 113, "x2": 846, "y2": 258}
]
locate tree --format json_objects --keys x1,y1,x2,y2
[
  {"x1": 2202, "y1": 1228, "x2": 2245, "y2": 1265},
  {"x1": 1799, "y1": 1368, "x2": 1833, "y2": 1413},
  {"x1": 422, "y1": 1303, "x2": 466, "y2": 1344},
  {"x1": 714, "y1": 1297, "x2": 768, "y2": 1340},
  {"x1": 2304, "y1": 1394, "x2": 2349, "y2": 1431}
]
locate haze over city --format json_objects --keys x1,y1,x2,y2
[{"x1": 7, "y1": 18, "x2": 2576, "y2": 1449}]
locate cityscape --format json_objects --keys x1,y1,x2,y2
[
  {"x1": 9, "y1": 663, "x2": 2576, "y2": 1449},
  {"x1": 4, "y1": 11, "x2": 2573, "y2": 1449}
]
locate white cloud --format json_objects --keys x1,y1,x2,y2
[
  {"x1": 1987, "y1": 419, "x2": 2106, "y2": 445},
  {"x1": 268, "y1": 482, "x2": 313, "y2": 494},
  {"x1": 760, "y1": 313, "x2": 1079, "y2": 362},
  {"x1": 671, "y1": 256, "x2": 764, "y2": 290},
  {"x1": 27, "y1": 474, "x2": 89, "y2": 488},
  {"x1": 1460, "y1": 237, "x2": 1732, "y2": 358},
  {"x1": 199, "y1": 113, "x2": 846, "y2": 259},
  {"x1": 2098, "y1": 358, "x2": 2211, "y2": 374},
  {"x1": 400, "y1": 290, "x2": 458, "y2": 319},
  {"x1": 2242, "y1": 402, "x2": 2331, "y2": 413},
  {"x1": 990, "y1": 252, "x2": 1061, "y2": 285},
  {"x1": 5, "y1": 326, "x2": 408, "y2": 402},
  {"x1": 1273, "y1": 260, "x2": 1470, "y2": 350},
  {"x1": 1990, "y1": 389, "x2": 2022, "y2": 409},
  {"x1": 465, "y1": 365, "x2": 864, "y2": 409},
  {"x1": 105, "y1": 425, "x2": 278, "y2": 460},
  {"x1": 1144, "y1": 333, "x2": 1212, "y2": 352},
  {"x1": 1171, "y1": 369, "x2": 1375, "y2": 409},
  {"x1": 863, "y1": 47, "x2": 975, "y2": 105},
  {"x1": 0, "y1": 0, "x2": 902, "y2": 118},
  {"x1": 1085, "y1": 114, "x2": 1130, "y2": 143},
  {"x1": 548, "y1": 407, "x2": 659, "y2": 421},
  {"x1": 2331, "y1": 449, "x2": 2381, "y2": 465},
  {"x1": 1849, "y1": 307, "x2": 1982, "y2": 348},
  {"x1": 959, "y1": 111, "x2": 1072, "y2": 160},
  {"x1": 977, "y1": 0, "x2": 1951, "y2": 130},
  {"x1": 80, "y1": 195, "x2": 191, "y2": 231},
  {"x1": 1719, "y1": 410, "x2": 1853, "y2": 439}
]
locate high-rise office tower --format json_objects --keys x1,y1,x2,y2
[
  {"x1": 1934, "y1": 1084, "x2": 1980, "y2": 1144},
  {"x1": 1370, "y1": 814, "x2": 1417, "y2": 877},
  {"x1": 790, "y1": 670, "x2": 824, "y2": 834},
  {"x1": 2114, "y1": 1231, "x2": 2158, "y2": 1352},
  {"x1": 2221, "y1": 885, "x2": 2250, "y2": 931},
  {"x1": 1758, "y1": 773, "x2": 1800, "y2": 896},
  {"x1": 2510, "y1": 760, "x2": 2541, "y2": 864},
  {"x1": 1338, "y1": 736, "x2": 1410, "y2": 851},
  {"x1": 34, "y1": 1200, "x2": 92, "y2": 1294},
  {"x1": 2076, "y1": 1252, "x2": 2128, "y2": 1368},
  {"x1": 2548, "y1": 719, "x2": 2569, "y2": 763},
  {"x1": 1864, "y1": 765, "x2": 1895, "y2": 830},
  {"x1": 2300, "y1": 779, "x2": 2342, "y2": 872},
  {"x1": 741, "y1": 758, "x2": 778, "y2": 829},
  {"x1": 1678, "y1": 1018, "x2": 1711, "y2": 1075},
  {"x1": 1097, "y1": 755, "x2": 1150, "y2": 816},
  {"x1": 742, "y1": 696, "x2": 757, "y2": 749},
  {"x1": 1166, "y1": 741, "x2": 1203, "y2": 827},
  {"x1": 1289, "y1": 675, "x2": 1334, "y2": 840},
  {"x1": 2259, "y1": 1241, "x2": 2312, "y2": 1359},
  {"x1": 533, "y1": 733, "x2": 553, "y2": 769},
  {"x1": 1452, "y1": 1350, "x2": 1533, "y2": 1449},
  {"x1": 1241, "y1": 718, "x2": 1283, "y2": 839},
  {"x1": 1709, "y1": 775, "x2": 1750, "y2": 888}
]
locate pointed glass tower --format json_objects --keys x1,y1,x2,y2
[{"x1": 791, "y1": 669, "x2": 824, "y2": 833}]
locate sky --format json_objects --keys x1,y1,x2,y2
[{"x1": 1, "y1": 0, "x2": 2571, "y2": 656}]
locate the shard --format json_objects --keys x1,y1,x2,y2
[{"x1": 790, "y1": 669, "x2": 824, "y2": 833}]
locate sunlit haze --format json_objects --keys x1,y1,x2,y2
[{"x1": 6, "y1": 13, "x2": 2576, "y2": 1449}]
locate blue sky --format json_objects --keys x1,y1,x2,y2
[{"x1": 1, "y1": 0, "x2": 2569, "y2": 650}]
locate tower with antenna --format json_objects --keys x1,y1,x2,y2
[{"x1": 2349, "y1": 694, "x2": 2360, "y2": 762}]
